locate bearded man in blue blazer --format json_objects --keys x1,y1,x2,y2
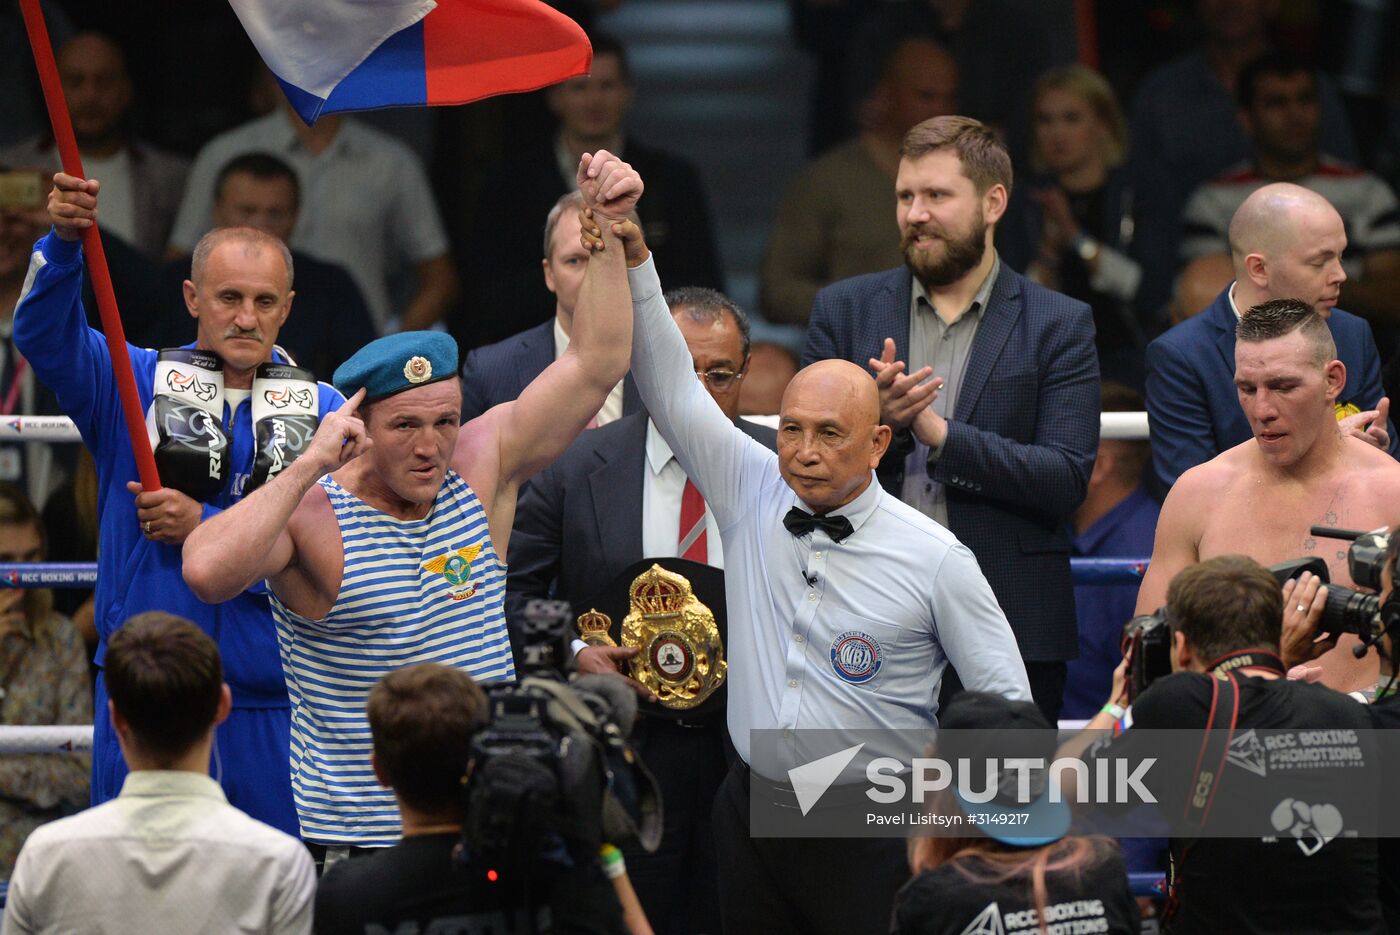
[{"x1": 802, "y1": 116, "x2": 1100, "y2": 721}]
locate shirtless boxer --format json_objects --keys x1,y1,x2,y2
[
  {"x1": 181, "y1": 150, "x2": 640, "y2": 847},
  {"x1": 1136, "y1": 298, "x2": 1400, "y2": 691}
]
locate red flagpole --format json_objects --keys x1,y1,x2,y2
[{"x1": 17, "y1": 0, "x2": 161, "y2": 491}]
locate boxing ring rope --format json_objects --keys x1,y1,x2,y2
[
  {"x1": 0, "y1": 416, "x2": 84, "y2": 442},
  {"x1": 10, "y1": 412, "x2": 1154, "y2": 444}
]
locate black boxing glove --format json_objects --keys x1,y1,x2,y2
[
  {"x1": 149, "y1": 348, "x2": 229, "y2": 502},
  {"x1": 247, "y1": 362, "x2": 320, "y2": 492}
]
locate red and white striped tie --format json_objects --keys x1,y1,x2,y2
[{"x1": 678, "y1": 478, "x2": 708, "y2": 563}]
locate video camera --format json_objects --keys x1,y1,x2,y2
[
  {"x1": 459, "y1": 600, "x2": 660, "y2": 920},
  {"x1": 1122, "y1": 526, "x2": 1392, "y2": 701}
]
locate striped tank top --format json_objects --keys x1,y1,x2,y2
[{"x1": 270, "y1": 470, "x2": 516, "y2": 845}]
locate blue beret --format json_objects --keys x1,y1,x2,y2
[{"x1": 332, "y1": 331, "x2": 459, "y2": 402}]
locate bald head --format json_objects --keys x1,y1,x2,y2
[
  {"x1": 1228, "y1": 183, "x2": 1340, "y2": 271},
  {"x1": 778, "y1": 361, "x2": 890, "y2": 512},
  {"x1": 784, "y1": 360, "x2": 881, "y2": 426},
  {"x1": 1227, "y1": 182, "x2": 1348, "y2": 316}
]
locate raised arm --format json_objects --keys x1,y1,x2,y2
[
  {"x1": 182, "y1": 390, "x2": 369, "y2": 603},
  {"x1": 478, "y1": 152, "x2": 637, "y2": 492},
  {"x1": 587, "y1": 217, "x2": 774, "y2": 530},
  {"x1": 13, "y1": 174, "x2": 145, "y2": 451}
]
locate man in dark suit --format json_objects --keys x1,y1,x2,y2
[
  {"x1": 457, "y1": 33, "x2": 724, "y2": 351},
  {"x1": 1147, "y1": 182, "x2": 1396, "y2": 492},
  {"x1": 803, "y1": 116, "x2": 1099, "y2": 721},
  {"x1": 461, "y1": 190, "x2": 641, "y2": 424},
  {"x1": 159, "y1": 152, "x2": 377, "y2": 381},
  {"x1": 508, "y1": 286, "x2": 774, "y2": 935}
]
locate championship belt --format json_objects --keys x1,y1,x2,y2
[
  {"x1": 149, "y1": 348, "x2": 228, "y2": 501},
  {"x1": 576, "y1": 558, "x2": 728, "y2": 720},
  {"x1": 248, "y1": 362, "x2": 319, "y2": 492}
]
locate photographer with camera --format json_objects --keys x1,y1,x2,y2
[
  {"x1": 1076, "y1": 555, "x2": 1383, "y2": 933},
  {"x1": 1284, "y1": 527, "x2": 1400, "y2": 931},
  {"x1": 314, "y1": 661, "x2": 650, "y2": 935}
]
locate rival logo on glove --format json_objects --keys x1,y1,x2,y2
[
  {"x1": 263, "y1": 386, "x2": 314, "y2": 410},
  {"x1": 165, "y1": 369, "x2": 218, "y2": 402}
]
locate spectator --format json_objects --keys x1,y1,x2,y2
[
  {"x1": 161, "y1": 153, "x2": 377, "y2": 379},
  {"x1": 0, "y1": 186, "x2": 74, "y2": 509},
  {"x1": 739, "y1": 341, "x2": 799, "y2": 416},
  {"x1": 761, "y1": 37, "x2": 957, "y2": 326},
  {"x1": 804, "y1": 116, "x2": 1100, "y2": 722},
  {"x1": 168, "y1": 95, "x2": 457, "y2": 333},
  {"x1": 2, "y1": 612, "x2": 314, "y2": 933},
  {"x1": 894, "y1": 693, "x2": 1138, "y2": 935},
  {"x1": 1180, "y1": 53, "x2": 1400, "y2": 334},
  {"x1": 314, "y1": 664, "x2": 629, "y2": 934},
  {"x1": 1063, "y1": 383, "x2": 1159, "y2": 720},
  {"x1": 460, "y1": 33, "x2": 724, "y2": 350},
  {"x1": 837, "y1": 0, "x2": 1073, "y2": 157},
  {"x1": 1128, "y1": 0, "x2": 1358, "y2": 245},
  {"x1": 1146, "y1": 183, "x2": 1396, "y2": 492},
  {"x1": 1000, "y1": 65, "x2": 1173, "y2": 388},
  {"x1": 460, "y1": 190, "x2": 641, "y2": 424},
  {"x1": 0, "y1": 32, "x2": 188, "y2": 260},
  {"x1": 0, "y1": 482, "x2": 89, "y2": 878}
]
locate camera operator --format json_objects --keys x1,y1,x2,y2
[
  {"x1": 1283, "y1": 529, "x2": 1400, "y2": 932},
  {"x1": 1072, "y1": 555, "x2": 1383, "y2": 933},
  {"x1": 313, "y1": 664, "x2": 638, "y2": 935}
]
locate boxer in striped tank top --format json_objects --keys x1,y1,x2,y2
[{"x1": 184, "y1": 150, "x2": 643, "y2": 845}]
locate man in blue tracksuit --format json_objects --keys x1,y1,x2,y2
[{"x1": 13, "y1": 172, "x2": 345, "y2": 835}]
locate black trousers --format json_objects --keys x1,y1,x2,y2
[
  {"x1": 711, "y1": 760, "x2": 908, "y2": 935},
  {"x1": 622, "y1": 716, "x2": 730, "y2": 935},
  {"x1": 939, "y1": 660, "x2": 1068, "y2": 724}
]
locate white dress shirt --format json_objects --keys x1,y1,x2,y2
[
  {"x1": 2, "y1": 770, "x2": 315, "y2": 935},
  {"x1": 643, "y1": 417, "x2": 724, "y2": 567},
  {"x1": 79, "y1": 149, "x2": 136, "y2": 246},
  {"x1": 627, "y1": 256, "x2": 1031, "y2": 775},
  {"x1": 554, "y1": 316, "x2": 625, "y2": 426},
  {"x1": 170, "y1": 112, "x2": 449, "y2": 332}
]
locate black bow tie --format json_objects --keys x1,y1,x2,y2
[{"x1": 783, "y1": 507, "x2": 854, "y2": 543}]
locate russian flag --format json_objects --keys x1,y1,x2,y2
[{"x1": 230, "y1": 0, "x2": 592, "y2": 126}]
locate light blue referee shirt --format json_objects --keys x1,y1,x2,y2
[{"x1": 627, "y1": 256, "x2": 1031, "y2": 777}]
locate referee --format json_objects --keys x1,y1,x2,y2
[{"x1": 579, "y1": 156, "x2": 1032, "y2": 935}]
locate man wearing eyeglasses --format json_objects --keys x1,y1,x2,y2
[{"x1": 506, "y1": 285, "x2": 775, "y2": 935}]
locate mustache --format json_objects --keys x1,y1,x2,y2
[
  {"x1": 901, "y1": 223, "x2": 943, "y2": 245},
  {"x1": 223, "y1": 327, "x2": 265, "y2": 342}
]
